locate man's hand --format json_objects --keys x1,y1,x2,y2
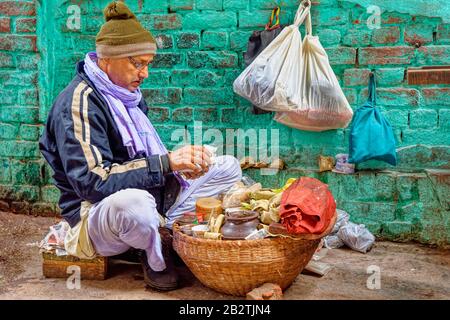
[{"x1": 168, "y1": 145, "x2": 212, "y2": 178}]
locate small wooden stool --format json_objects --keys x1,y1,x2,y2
[{"x1": 42, "y1": 252, "x2": 108, "y2": 280}]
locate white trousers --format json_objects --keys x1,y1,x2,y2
[{"x1": 87, "y1": 155, "x2": 242, "y2": 271}]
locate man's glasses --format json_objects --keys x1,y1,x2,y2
[{"x1": 128, "y1": 56, "x2": 151, "y2": 71}]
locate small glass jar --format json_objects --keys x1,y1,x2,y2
[{"x1": 220, "y1": 210, "x2": 259, "y2": 240}]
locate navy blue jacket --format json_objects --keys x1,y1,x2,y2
[{"x1": 39, "y1": 61, "x2": 181, "y2": 228}]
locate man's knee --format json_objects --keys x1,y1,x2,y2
[{"x1": 107, "y1": 188, "x2": 156, "y2": 213}]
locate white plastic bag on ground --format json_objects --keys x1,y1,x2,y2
[
  {"x1": 337, "y1": 222, "x2": 375, "y2": 253},
  {"x1": 274, "y1": 10, "x2": 353, "y2": 131},
  {"x1": 233, "y1": 3, "x2": 311, "y2": 111}
]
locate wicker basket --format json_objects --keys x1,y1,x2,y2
[{"x1": 173, "y1": 212, "x2": 336, "y2": 296}]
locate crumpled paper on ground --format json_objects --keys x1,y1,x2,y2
[{"x1": 39, "y1": 221, "x2": 70, "y2": 256}]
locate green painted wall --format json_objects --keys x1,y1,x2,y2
[{"x1": 0, "y1": 0, "x2": 449, "y2": 245}]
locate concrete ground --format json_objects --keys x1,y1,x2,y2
[{"x1": 0, "y1": 211, "x2": 449, "y2": 300}]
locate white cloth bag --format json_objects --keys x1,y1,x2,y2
[
  {"x1": 233, "y1": 4, "x2": 311, "y2": 111},
  {"x1": 274, "y1": 10, "x2": 353, "y2": 131}
]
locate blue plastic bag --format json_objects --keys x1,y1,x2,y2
[{"x1": 349, "y1": 74, "x2": 397, "y2": 165}]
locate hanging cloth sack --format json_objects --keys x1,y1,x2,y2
[
  {"x1": 244, "y1": 7, "x2": 286, "y2": 115},
  {"x1": 233, "y1": 2, "x2": 311, "y2": 111},
  {"x1": 348, "y1": 74, "x2": 397, "y2": 165},
  {"x1": 273, "y1": 9, "x2": 353, "y2": 131}
]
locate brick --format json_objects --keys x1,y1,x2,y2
[
  {"x1": 140, "y1": 14, "x2": 182, "y2": 30},
  {"x1": 344, "y1": 68, "x2": 371, "y2": 87},
  {"x1": 0, "y1": 200, "x2": 9, "y2": 211},
  {"x1": 0, "y1": 106, "x2": 39, "y2": 123},
  {"x1": 184, "y1": 88, "x2": 234, "y2": 105},
  {"x1": 325, "y1": 47, "x2": 356, "y2": 65},
  {"x1": 31, "y1": 203, "x2": 56, "y2": 217},
  {"x1": 223, "y1": 0, "x2": 248, "y2": 10},
  {"x1": 359, "y1": 88, "x2": 419, "y2": 107},
  {"x1": 202, "y1": 31, "x2": 228, "y2": 49},
  {"x1": 145, "y1": 70, "x2": 171, "y2": 86},
  {"x1": 367, "y1": 202, "x2": 396, "y2": 222},
  {"x1": 183, "y1": 12, "x2": 237, "y2": 30},
  {"x1": 19, "y1": 124, "x2": 41, "y2": 141},
  {"x1": 312, "y1": 7, "x2": 348, "y2": 26},
  {"x1": 19, "y1": 88, "x2": 39, "y2": 106},
  {"x1": 416, "y1": 46, "x2": 450, "y2": 65},
  {"x1": 15, "y1": 17, "x2": 36, "y2": 33},
  {"x1": 41, "y1": 185, "x2": 60, "y2": 203},
  {"x1": 239, "y1": 10, "x2": 290, "y2": 28},
  {"x1": 187, "y1": 51, "x2": 238, "y2": 68},
  {"x1": 375, "y1": 68, "x2": 405, "y2": 86},
  {"x1": 381, "y1": 12, "x2": 411, "y2": 25},
  {"x1": 382, "y1": 110, "x2": 409, "y2": 129},
  {"x1": 0, "y1": 159, "x2": 10, "y2": 183},
  {"x1": 152, "y1": 53, "x2": 183, "y2": 68},
  {"x1": 404, "y1": 24, "x2": 434, "y2": 47},
  {"x1": 221, "y1": 107, "x2": 243, "y2": 124},
  {"x1": 11, "y1": 160, "x2": 42, "y2": 185},
  {"x1": 176, "y1": 32, "x2": 199, "y2": 49},
  {"x1": 230, "y1": 31, "x2": 252, "y2": 50},
  {"x1": 197, "y1": 70, "x2": 221, "y2": 87},
  {"x1": 142, "y1": 88, "x2": 182, "y2": 105},
  {"x1": 0, "y1": 71, "x2": 37, "y2": 86},
  {"x1": 170, "y1": 69, "x2": 195, "y2": 86},
  {"x1": 374, "y1": 174, "x2": 396, "y2": 201},
  {"x1": 439, "y1": 109, "x2": 450, "y2": 129},
  {"x1": 172, "y1": 107, "x2": 193, "y2": 122},
  {"x1": 410, "y1": 110, "x2": 438, "y2": 129},
  {"x1": 382, "y1": 221, "x2": 413, "y2": 240},
  {"x1": 342, "y1": 88, "x2": 357, "y2": 105},
  {"x1": 0, "y1": 141, "x2": 40, "y2": 158},
  {"x1": 358, "y1": 47, "x2": 415, "y2": 65},
  {"x1": 141, "y1": 0, "x2": 168, "y2": 13},
  {"x1": 246, "y1": 283, "x2": 283, "y2": 300},
  {"x1": 436, "y1": 24, "x2": 450, "y2": 44},
  {"x1": 342, "y1": 29, "x2": 371, "y2": 46},
  {"x1": 15, "y1": 53, "x2": 39, "y2": 69},
  {"x1": 147, "y1": 107, "x2": 170, "y2": 123},
  {"x1": 0, "y1": 89, "x2": 17, "y2": 104},
  {"x1": 397, "y1": 202, "x2": 424, "y2": 222},
  {"x1": 0, "y1": 52, "x2": 14, "y2": 68},
  {"x1": 250, "y1": 0, "x2": 281, "y2": 9},
  {"x1": 0, "y1": 122, "x2": 19, "y2": 140},
  {"x1": 169, "y1": 0, "x2": 194, "y2": 11},
  {"x1": 422, "y1": 88, "x2": 450, "y2": 106},
  {"x1": 196, "y1": 0, "x2": 222, "y2": 10},
  {"x1": 0, "y1": 1, "x2": 35, "y2": 16},
  {"x1": 194, "y1": 107, "x2": 218, "y2": 122},
  {"x1": 154, "y1": 34, "x2": 173, "y2": 49},
  {"x1": 11, "y1": 201, "x2": 30, "y2": 214},
  {"x1": 402, "y1": 129, "x2": 450, "y2": 145},
  {"x1": 372, "y1": 26, "x2": 400, "y2": 45},
  {"x1": 317, "y1": 29, "x2": 341, "y2": 46},
  {"x1": 0, "y1": 184, "x2": 39, "y2": 202},
  {"x1": 0, "y1": 35, "x2": 37, "y2": 52},
  {"x1": 0, "y1": 17, "x2": 10, "y2": 33},
  {"x1": 396, "y1": 175, "x2": 419, "y2": 202}
]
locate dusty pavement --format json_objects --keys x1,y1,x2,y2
[{"x1": 0, "y1": 211, "x2": 449, "y2": 300}]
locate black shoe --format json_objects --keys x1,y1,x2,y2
[
  {"x1": 110, "y1": 248, "x2": 141, "y2": 264},
  {"x1": 139, "y1": 228, "x2": 179, "y2": 291}
]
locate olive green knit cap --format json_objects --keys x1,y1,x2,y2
[{"x1": 95, "y1": 1, "x2": 156, "y2": 58}]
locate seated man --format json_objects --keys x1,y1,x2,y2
[{"x1": 39, "y1": 1, "x2": 241, "y2": 291}]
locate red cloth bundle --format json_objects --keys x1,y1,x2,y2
[{"x1": 280, "y1": 177, "x2": 336, "y2": 235}]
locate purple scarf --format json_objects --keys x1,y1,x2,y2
[{"x1": 84, "y1": 52, "x2": 187, "y2": 188}]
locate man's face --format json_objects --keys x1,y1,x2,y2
[{"x1": 101, "y1": 54, "x2": 154, "y2": 92}]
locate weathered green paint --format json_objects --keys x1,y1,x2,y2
[{"x1": 0, "y1": 0, "x2": 448, "y2": 245}]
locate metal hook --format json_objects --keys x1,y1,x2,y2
[{"x1": 301, "y1": 0, "x2": 311, "y2": 7}]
